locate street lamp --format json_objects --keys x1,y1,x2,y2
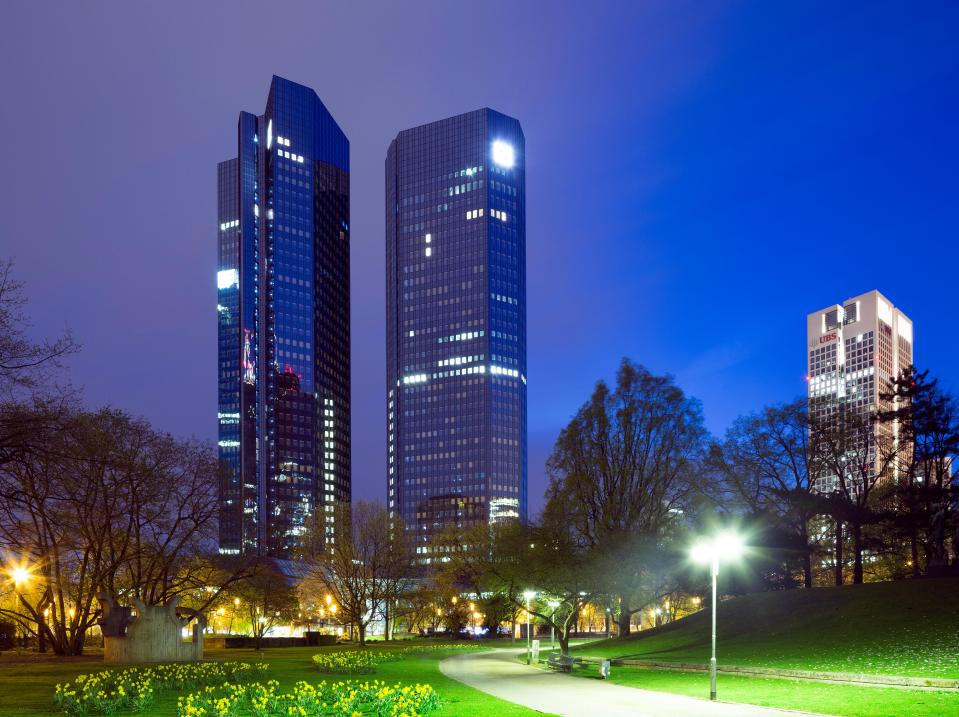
[
  {"x1": 547, "y1": 601, "x2": 559, "y2": 650},
  {"x1": 523, "y1": 591, "x2": 536, "y2": 664},
  {"x1": 690, "y1": 531, "x2": 745, "y2": 701},
  {"x1": 11, "y1": 566, "x2": 31, "y2": 588},
  {"x1": 6, "y1": 563, "x2": 33, "y2": 650}
]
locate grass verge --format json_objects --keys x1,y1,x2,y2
[
  {"x1": 573, "y1": 578, "x2": 959, "y2": 678},
  {"x1": 568, "y1": 662, "x2": 959, "y2": 717},
  {"x1": 0, "y1": 643, "x2": 546, "y2": 717}
]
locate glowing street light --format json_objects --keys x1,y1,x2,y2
[
  {"x1": 690, "y1": 531, "x2": 745, "y2": 701},
  {"x1": 11, "y1": 567, "x2": 30, "y2": 588},
  {"x1": 6, "y1": 561, "x2": 33, "y2": 591},
  {"x1": 548, "y1": 600, "x2": 559, "y2": 650},
  {"x1": 523, "y1": 590, "x2": 536, "y2": 664}
]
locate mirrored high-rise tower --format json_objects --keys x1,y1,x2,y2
[
  {"x1": 386, "y1": 109, "x2": 527, "y2": 558},
  {"x1": 218, "y1": 76, "x2": 350, "y2": 558}
]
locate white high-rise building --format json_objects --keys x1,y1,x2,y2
[{"x1": 806, "y1": 290, "x2": 913, "y2": 493}]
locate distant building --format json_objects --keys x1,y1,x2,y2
[
  {"x1": 217, "y1": 76, "x2": 350, "y2": 558},
  {"x1": 806, "y1": 290, "x2": 913, "y2": 493},
  {"x1": 386, "y1": 109, "x2": 527, "y2": 559}
]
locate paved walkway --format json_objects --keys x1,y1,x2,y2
[{"x1": 439, "y1": 648, "x2": 820, "y2": 717}]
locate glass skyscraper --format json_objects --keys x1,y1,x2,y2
[
  {"x1": 217, "y1": 76, "x2": 350, "y2": 558},
  {"x1": 386, "y1": 109, "x2": 527, "y2": 557}
]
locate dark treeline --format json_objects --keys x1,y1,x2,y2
[
  {"x1": 419, "y1": 358, "x2": 959, "y2": 655},
  {"x1": 0, "y1": 260, "x2": 250, "y2": 654},
  {"x1": 2, "y1": 256, "x2": 957, "y2": 655}
]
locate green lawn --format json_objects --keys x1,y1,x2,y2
[
  {"x1": 567, "y1": 663, "x2": 959, "y2": 717},
  {"x1": 573, "y1": 577, "x2": 959, "y2": 678},
  {"x1": 0, "y1": 642, "x2": 547, "y2": 717}
]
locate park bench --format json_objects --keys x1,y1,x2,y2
[{"x1": 546, "y1": 654, "x2": 575, "y2": 673}]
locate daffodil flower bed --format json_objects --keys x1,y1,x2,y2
[
  {"x1": 177, "y1": 679, "x2": 439, "y2": 717},
  {"x1": 312, "y1": 651, "x2": 384, "y2": 675},
  {"x1": 53, "y1": 661, "x2": 267, "y2": 716},
  {"x1": 312, "y1": 645, "x2": 481, "y2": 675}
]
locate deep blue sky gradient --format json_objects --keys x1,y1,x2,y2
[{"x1": 1, "y1": 1, "x2": 956, "y2": 513}]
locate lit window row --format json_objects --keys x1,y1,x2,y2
[
  {"x1": 219, "y1": 219, "x2": 239, "y2": 231},
  {"x1": 466, "y1": 208, "x2": 484, "y2": 220},
  {"x1": 491, "y1": 292, "x2": 518, "y2": 305},
  {"x1": 491, "y1": 209, "x2": 508, "y2": 222},
  {"x1": 276, "y1": 136, "x2": 291, "y2": 147},
  {"x1": 490, "y1": 365, "x2": 521, "y2": 378},
  {"x1": 449, "y1": 180, "x2": 482, "y2": 196},
  {"x1": 437, "y1": 354, "x2": 483, "y2": 368},
  {"x1": 438, "y1": 330, "x2": 485, "y2": 344},
  {"x1": 403, "y1": 373, "x2": 429, "y2": 385},
  {"x1": 434, "y1": 365, "x2": 485, "y2": 379},
  {"x1": 279, "y1": 149, "x2": 304, "y2": 163}
]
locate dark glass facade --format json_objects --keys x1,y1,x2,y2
[
  {"x1": 386, "y1": 109, "x2": 527, "y2": 559},
  {"x1": 218, "y1": 76, "x2": 350, "y2": 559}
]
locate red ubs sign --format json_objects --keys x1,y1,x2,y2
[{"x1": 819, "y1": 332, "x2": 837, "y2": 344}]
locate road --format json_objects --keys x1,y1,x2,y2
[{"x1": 439, "y1": 648, "x2": 820, "y2": 717}]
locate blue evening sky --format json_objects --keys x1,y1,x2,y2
[{"x1": 1, "y1": 1, "x2": 956, "y2": 513}]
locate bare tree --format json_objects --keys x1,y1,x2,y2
[
  {"x1": 299, "y1": 501, "x2": 411, "y2": 645},
  {"x1": 546, "y1": 359, "x2": 710, "y2": 635},
  {"x1": 0, "y1": 408, "x2": 239, "y2": 654},
  {"x1": 394, "y1": 583, "x2": 440, "y2": 636},
  {"x1": 0, "y1": 259, "x2": 78, "y2": 469},
  {"x1": 0, "y1": 258, "x2": 77, "y2": 397},
  {"x1": 717, "y1": 400, "x2": 821, "y2": 587},
  {"x1": 810, "y1": 400, "x2": 898, "y2": 584},
  {"x1": 233, "y1": 564, "x2": 298, "y2": 649}
]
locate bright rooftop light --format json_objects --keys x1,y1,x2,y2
[{"x1": 491, "y1": 140, "x2": 515, "y2": 168}]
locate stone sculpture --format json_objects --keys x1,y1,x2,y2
[{"x1": 98, "y1": 593, "x2": 206, "y2": 663}]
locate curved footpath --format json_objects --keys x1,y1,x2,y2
[{"x1": 440, "y1": 648, "x2": 824, "y2": 717}]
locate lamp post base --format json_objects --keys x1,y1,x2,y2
[{"x1": 710, "y1": 656, "x2": 717, "y2": 700}]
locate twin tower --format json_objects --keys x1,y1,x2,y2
[{"x1": 217, "y1": 76, "x2": 527, "y2": 559}]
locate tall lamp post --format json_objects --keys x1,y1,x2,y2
[
  {"x1": 523, "y1": 591, "x2": 535, "y2": 664},
  {"x1": 548, "y1": 600, "x2": 559, "y2": 650},
  {"x1": 690, "y1": 532, "x2": 745, "y2": 701},
  {"x1": 8, "y1": 564, "x2": 32, "y2": 648}
]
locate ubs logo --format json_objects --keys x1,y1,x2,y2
[{"x1": 819, "y1": 332, "x2": 837, "y2": 344}]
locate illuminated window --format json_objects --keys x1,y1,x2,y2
[{"x1": 217, "y1": 269, "x2": 239, "y2": 290}]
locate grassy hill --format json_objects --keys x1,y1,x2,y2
[{"x1": 573, "y1": 577, "x2": 959, "y2": 678}]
